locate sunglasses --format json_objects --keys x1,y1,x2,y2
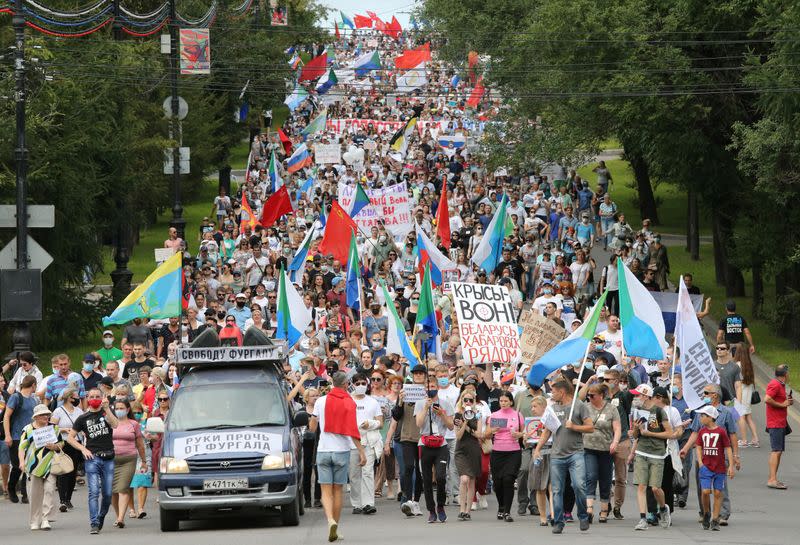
[
  {"x1": 371, "y1": 377, "x2": 383, "y2": 382},
  {"x1": 463, "y1": 398, "x2": 474, "y2": 403},
  {"x1": 702, "y1": 391, "x2": 715, "y2": 396},
  {"x1": 353, "y1": 382, "x2": 368, "y2": 387},
  {"x1": 158, "y1": 397, "x2": 170, "y2": 402},
  {"x1": 715, "y1": 347, "x2": 728, "y2": 351}
]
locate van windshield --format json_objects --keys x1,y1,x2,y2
[{"x1": 167, "y1": 383, "x2": 287, "y2": 431}]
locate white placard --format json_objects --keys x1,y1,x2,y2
[
  {"x1": 154, "y1": 247, "x2": 176, "y2": 264},
  {"x1": 314, "y1": 143, "x2": 341, "y2": 164},
  {"x1": 337, "y1": 181, "x2": 413, "y2": 240},
  {"x1": 450, "y1": 282, "x2": 521, "y2": 365},
  {"x1": 172, "y1": 431, "x2": 283, "y2": 460},
  {"x1": 402, "y1": 384, "x2": 426, "y2": 404},
  {"x1": 176, "y1": 345, "x2": 284, "y2": 364},
  {"x1": 32, "y1": 425, "x2": 58, "y2": 449},
  {"x1": 541, "y1": 406, "x2": 561, "y2": 433}
]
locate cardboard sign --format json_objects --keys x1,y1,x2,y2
[
  {"x1": 402, "y1": 384, "x2": 426, "y2": 403},
  {"x1": 154, "y1": 247, "x2": 177, "y2": 265},
  {"x1": 337, "y1": 181, "x2": 413, "y2": 240},
  {"x1": 451, "y1": 282, "x2": 521, "y2": 365},
  {"x1": 518, "y1": 311, "x2": 566, "y2": 364},
  {"x1": 173, "y1": 431, "x2": 283, "y2": 460},
  {"x1": 32, "y1": 425, "x2": 58, "y2": 449},
  {"x1": 314, "y1": 143, "x2": 341, "y2": 164}
]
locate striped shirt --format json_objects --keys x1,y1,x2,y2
[
  {"x1": 19, "y1": 424, "x2": 63, "y2": 478},
  {"x1": 46, "y1": 374, "x2": 86, "y2": 405}
]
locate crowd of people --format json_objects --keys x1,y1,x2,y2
[{"x1": 0, "y1": 20, "x2": 794, "y2": 541}]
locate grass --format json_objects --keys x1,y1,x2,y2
[
  {"x1": 39, "y1": 341, "x2": 104, "y2": 372},
  {"x1": 669, "y1": 244, "x2": 800, "y2": 385},
  {"x1": 577, "y1": 159, "x2": 711, "y2": 236},
  {"x1": 598, "y1": 137, "x2": 621, "y2": 149}
]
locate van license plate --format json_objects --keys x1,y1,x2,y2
[{"x1": 203, "y1": 478, "x2": 248, "y2": 490}]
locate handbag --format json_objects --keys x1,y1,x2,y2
[
  {"x1": 750, "y1": 389, "x2": 761, "y2": 405},
  {"x1": 480, "y1": 438, "x2": 493, "y2": 454},
  {"x1": 50, "y1": 449, "x2": 74, "y2": 476}
]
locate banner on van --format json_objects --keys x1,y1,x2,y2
[
  {"x1": 173, "y1": 431, "x2": 283, "y2": 459},
  {"x1": 176, "y1": 345, "x2": 285, "y2": 364}
]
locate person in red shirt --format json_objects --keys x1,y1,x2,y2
[
  {"x1": 765, "y1": 364, "x2": 793, "y2": 489},
  {"x1": 694, "y1": 405, "x2": 734, "y2": 531}
]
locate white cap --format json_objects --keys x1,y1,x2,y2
[
  {"x1": 630, "y1": 383, "x2": 654, "y2": 397},
  {"x1": 696, "y1": 405, "x2": 719, "y2": 419},
  {"x1": 595, "y1": 365, "x2": 609, "y2": 379},
  {"x1": 102, "y1": 330, "x2": 113, "y2": 337}
]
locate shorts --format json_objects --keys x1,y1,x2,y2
[
  {"x1": 768, "y1": 427, "x2": 786, "y2": 452},
  {"x1": 0, "y1": 440, "x2": 9, "y2": 465},
  {"x1": 698, "y1": 465, "x2": 726, "y2": 491},
  {"x1": 633, "y1": 455, "x2": 664, "y2": 488},
  {"x1": 316, "y1": 451, "x2": 350, "y2": 485}
]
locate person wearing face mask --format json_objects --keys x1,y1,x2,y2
[
  {"x1": 368, "y1": 335, "x2": 386, "y2": 365},
  {"x1": 110, "y1": 399, "x2": 146, "y2": 529},
  {"x1": 348, "y1": 374, "x2": 383, "y2": 515},
  {"x1": 51, "y1": 388, "x2": 84, "y2": 512},
  {"x1": 598, "y1": 369, "x2": 634, "y2": 520},
  {"x1": 97, "y1": 331, "x2": 123, "y2": 366},
  {"x1": 587, "y1": 336, "x2": 618, "y2": 368},
  {"x1": 44, "y1": 355, "x2": 86, "y2": 409},
  {"x1": 79, "y1": 354, "x2": 104, "y2": 392},
  {"x1": 363, "y1": 302, "x2": 388, "y2": 343},
  {"x1": 432, "y1": 365, "x2": 461, "y2": 505},
  {"x1": 532, "y1": 281, "x2": 563, "y2": 318},
  {"x1": 227, "y1": 293, "x2": 252, "y2": 331},
  {"x1": 66, "y1": 388, "x2": 120, "y2": 535}
]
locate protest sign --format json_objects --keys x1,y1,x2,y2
[
  {"x1": 518, "y1": 310, "x2": 566, "y2": 364},
  {"x1": 173, "y1": 431, "x2": 283, "y2": 460},
  {"x1": 326, "y1": 118, "x2": 442, "y2": 135},
  {"x1": 32, "y1": 425, "x2": 58, "y2": 448},
  {"x1": 314, "y1": 143, "x2": 341, "y2": 164},
  {"x1": 337, "y1": 181, "x2": 412, "y2": 240},
  {"x1": 154, "y1": 247, "x2": 176, "y2": 265},
  {"x1": 402, "y1": 384, "x2": 426, "y2": 403},
  {"x1": 451, "y1": 282, "x2": 520, "y2": 365}
]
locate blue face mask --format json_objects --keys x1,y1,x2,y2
[
  {"x1": 672, "y1": 386, "x2": 680, "y2": 396},
  {"x1": 584, "y1": 362, "x2": 594, "y2": 370},
  {"x1": 427, "y1": 389, "x2": 438, "y2": 399},
  {"x1": 83, "y1": 363, "x2": 94, "y2": 372},
  {"x1": 595, "y1": 344, "x2": 604, "y2": 351},
  {"x1": 437, "y1": 378, "x2": 449, "y2": 388},
  {"x1": 702, "y1": 396, "x2": 712, "y2": 405}
]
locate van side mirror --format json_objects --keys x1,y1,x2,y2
[{"x1": 293, "y1": 411, "x2": 309, "y2": 427}]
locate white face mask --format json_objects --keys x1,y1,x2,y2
[
  {"x1": 353, "y1": 384, "x2": 368, "y2": 396},
  {"x1": 103, "y1": 338, "x2": 114, "y2": 348}
]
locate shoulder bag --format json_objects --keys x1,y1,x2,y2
[
  {"x1": 50, "y1": 448, "x2": 74, "y2": 476},
  {"x1": 750, "y1": 389, "x2": 761, "y2": 405}
]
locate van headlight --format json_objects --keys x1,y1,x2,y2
[
  {"x1": 160, "y1": 457, "x2": 190, "y2": 474},
  {"x1": 262, "y1": 451, "x2": 293, "y2": 470}
]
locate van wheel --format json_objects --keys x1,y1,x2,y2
[
  {"x1": 160, "y1": 507, "x2": 180, "y2": 532},
  {"x1": 299, "y1": 487, "x2": 305, "y2": 516},
  {"x1": 281, "y1": 490, "x2": 301, "y2": 526}
]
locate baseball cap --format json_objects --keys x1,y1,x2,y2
[
  {"x1": 99, "y1": 376, "x2": 114, "y2": 387},
  {"x1": 653, "y1": 386, "x2": 670, "y2": 399},
  {"x1": 595, "y1": 365, "x2": 609, "y2": 378},
  {"x1": 235, "y1": 293, "x2": 247, "y2": 300},
  {"x1": 696, "y1": 405, "x2": 719, "y2": 419},
  {"x1": 102, "y1": 330, "x2": 113, "y2": 337},
  {"x1": 410, "y1": 364, "x2": 427, "y2": 374},
  {"x1": 630, "y1": 383, "x2": 654, "y2": 397},
  {"x1": 83, "y1": 353, "x2": 96, "y2": 362}
]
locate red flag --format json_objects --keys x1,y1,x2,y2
[
  {"x1": 298, "y1": 53, "x2": 327, "y2": 81},
  {"x1": 354, "y1": 14, "x2": 372, "y2": 28},
  {"x1": 277, "y1": 128, "x2": 293, "y2": 155},
  {"x1": 259, "y1": 185, "x2": 294, "y2": 229},
  {"x1": 241, "y1": 192, "x2": 260, "y2": 231},
  {"x1": 375, "y1": 18, "x2": 388, "y2": 34},
  {"x1": 395, "y1": 42, "x2": 431, "y2": 70},
  {"x1": 366, "y1": 10, "x2": 378, "y2": 20},
  {"x1": 318, "y1": 200, "x2": 358, "y2": 264},
  {"x1": 388, "y1": 16, "x2": 402, "y2": 39},
  {"x1": 467, "y1": 77, "x2": 485, "y2": 108},
  {"x1": 335, "y1": 21, "x2": 340, "y2": 40},
  {"x1": 436, "y1": 183, "x2": 451, "y2": 249}
]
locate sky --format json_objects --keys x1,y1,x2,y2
[{"x1": 321, "y1": 0, "x2": 416, "y2": 29}]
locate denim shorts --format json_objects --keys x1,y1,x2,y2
[
  {"x1": 0, "y1": 440, "x2": 9, "y2": 465},
  {"x1": 698, "y1": 465, "x2": 726, "y2": 491},
  {"x1": 768, "y1": 427, "x2": 786, "y2": 452},
  {"x1": 316, "y1": 451, "x2": 350, "y2": 485}
]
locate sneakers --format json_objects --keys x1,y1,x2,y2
[
  {"x1": 437, "y1": 507, "x2": 447, "y2": 523},
  {"x1": 90, "y1": 526, "x2": 100, "y2": 535},
  {"x1": 457, "y1": 512, "x2": 466, "y2": 521},
  {"x1": 478, "y1": 496, "x2": 488, "y2": 510},
  {"x1": 412, "y1": 501, "x2": 423, "y2": 516},
  {"x1": 634, "y1": 518, "x2": 649, "y2": 531},
  {"x1": 552, "y1": 522, "x2": 565, "y2": 534},
  {"x1": 659, "y1": 507, "x2": 671, "y2": 528},
  {"x1": 564, "y1": 512, "x2": 574, "y2": 523},
  {"x1": 471, "y1": 501, "x2": 478, "y2": 511},
  {"x1": 677, "y1": 499, "x2": 687, "y2": 508},
  {"x1": 328, "y1": 521, "x2": 338, "y2": 543},
  {"x1": 30, "y1": 524, "x2": 39, "y2": 531},
  {"x1": 451, "y1": 495, "x2": 460, "y2": 506},
  {"x1": 362, "y1": 505, "x2": 377, "y2": 515},
  {"x1": 613, "y1": 507, "x2": 624, "y2": 520},
  {"x1": 313, "y1": 499, "x2": 322, "y2": 509},
  {"x1": 518, "y1": 504, "x2": 528, "y2": 516},
  {"x1": 720, "y1": 518, "x2": 729, "y2": 526},
  {"x1": 40, "y1": 520, "x2": 51, "y2": 531},
  {"x1": 702, "y1": 513, "x2": 711, "y2": 530},
  {"x1": 59, "y1": 503, "x2": 68, "y2": 513},
  {"x1": 401, "y1": 501, "x2": 413, "y2": 517},
  {"x1": 579, "y1": 518, "x2": 590, "y2": 531},
  {"x1": 427, "y1": 511, "x2": 437, "y2": 523},
  {"x1": 66, "y1": 500, "x2": 74, "y2": 510},
  {"x1": 352, "y1": 507, "x2": 363, "y2": 514},
  {"x1": 711, "y1": 519, "x2": 721, "y2": 531}
]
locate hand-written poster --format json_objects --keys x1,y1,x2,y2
[
  {"x1": 518, "y1": 310, "x2": 566, "y2": 364},
  {"x1": 337, "y1": 181, "x2": 412, "y2": 240},
  {"x1": 451, "y1": 282, "x2": 520, "y2": 365}
]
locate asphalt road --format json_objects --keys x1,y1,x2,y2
[{"x1": 2, "y1": 398, "x2": 797, "y2": 545}]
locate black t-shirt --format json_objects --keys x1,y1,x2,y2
[
  {"x1": 719, "y1": 314, "x2": 747, "y2": 343},
  {"x1": 73, "y1": 410, "x2": 115, "y2": 455},
  {"x1": 81, "y1": 371, "x2": 104, "y2": 392},
  {"x1": 123, "y1": 359, "x2": 155, "y2": 386},
  {"x1": 476, "y1": 381, "x2": 501, "y2": 413},
  {"x1": 493, "y1": 258, "x2": 524, "y2": 285}
]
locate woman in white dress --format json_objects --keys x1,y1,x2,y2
[{"x1": 734, "y1": 343, "x2": 759, "y2": 447}]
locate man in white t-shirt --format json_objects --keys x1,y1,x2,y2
[
  {"x1": 310, "y1": 372, "x2": 366, "y2": 542},
  {"x1": 532, "y1": 281, "x2": 563, "y2": 317},
  {"x1": 598, "y1": 315, "x2": 624, "y2": 363},
  {"x1": 349, "y1": 373, "x2": 383, "y2": 514},
  {"x1": 434, "y1": 365, "x2": 461, "y2": 503}
]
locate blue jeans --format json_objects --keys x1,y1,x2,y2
[
  {"x1": 600, "y1": 218, "x2": 614, "y2": 246},
  {"x1": 584, "y1": 449, "x2": 613, "y2": 502},
  {"x1": 85, "y1": 457, "x2": 114, "y2": 527},
  {"x1": 551, "y1": 452, "x2": 588, "y2": 524}
]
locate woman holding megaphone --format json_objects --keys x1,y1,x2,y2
[{"x1": 453, "y1": 391, "x2": 483, "y2": 521}]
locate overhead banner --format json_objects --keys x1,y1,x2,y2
[
  {"x1": 451, "y1": 282, "x2": 521, "y2": 365},
  {"x1": 179, "y1": 29, "x2": 210, "y2": 75},
  {"x1": 326, "y1": 118, "x2": 443, "y2": 135},
  {"x1": 314, "y1": 143, "x2": 341, "y2": 164},
  {"x1": 518, "y1": 310, "x2": 565, "y2": 364},
  {"x1": 337, "y1": 181, "x2": 412, "y2": 240}
]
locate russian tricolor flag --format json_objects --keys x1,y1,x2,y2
[
  {"x1": 286, "y1": 143, "x2": 312, "y2": 173},
  {"x1": 415, "y1": 226, "x2": 457, "y2": 286}
]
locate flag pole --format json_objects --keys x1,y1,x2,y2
[{"x1": 568, "y1": 339, "x2": 593, "y2": 421}]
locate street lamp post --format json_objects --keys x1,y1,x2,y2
[{"x1": 168, "y1": 0, "x2": 186, "y2": 241}]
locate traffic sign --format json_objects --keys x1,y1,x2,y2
[
  {"x1": 163, "y1": 96, "x2": 188, "y2": 120},
  {"x1": 163, "y1": 147, "x2": 190, "y2": 174},
  {"x1": 0, "y1": 235, "x2": 54, "y2": 271},
  {"x1": 0, "y1": 204, "x2": 55, "y2": 228}
]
